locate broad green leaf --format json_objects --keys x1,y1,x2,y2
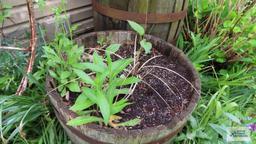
[
  {"x1": 49, "y1": 70, "x2": 58, "y2": 80},
  {"x1": 117, "y1": 118, "x2": 141, "y2": 127},
  {"x1": 72, "y1": 63, "x2": 88, "y2": 70},
  {"x1": 140, "y1": 39, "x2": 152, "y2": 54},
  {"x1": 43, "y1": 46, "x2": 57, "y2": 56},
  {"x1": 215, "y1": 101, "x2": 222, "y2": 118},
  {"x1": 127, "y1": 20, "x2": 145, "y2": 36},
  {"x1": 73, "y1": 63, "x2": 105, "y2": 72},
  {"x1": 60, "y1": 71, "x2": 71, "y2": 80},
  {"x1": 97, "y1": 92, "x2": 110, "y2": 125},
  {"x1": 67, "y1": 81, "x2": 81, "y2": 92},
  {"x1": 189, "y1": 115, "x2": 198, "y2": 129},
  {"x1": 233, "y1": 26, "x2": 241, "y2": 33},
  {"x1": 73, "y1": 69, "x2": 94, "y2": 85},
  {"x1": 116, "y1": 76, "x2": 141, "y2": 86},
  {"x1": 82, "y1": 88, "x2": 97, "y2": 103},
  {"x1": 209, "y1": 123, "x2": 228, "y2": 138},
  {"x1": 67, "y1": 116, "x2": 101, "y2": 126},
  {"x1": 70, "y1": 93, "x2": 94, "y2": 112},
  {"x1": 106, "y1": 44, "x2": 121, "y2": 54},
  {"x1": 223, "y1": 20, "x2": 232, "y2": 28},
  {"x1": 196, "y1": 131, "x2": 210, "y2": 139},
  {"x1": 94, "y1": 70, "x2": 108, "y2": 88},
  {"x1": 224, "y1": 113, "x2": 241, "y2": 124}
]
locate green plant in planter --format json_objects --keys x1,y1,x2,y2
[
  {"x1": 44, "y1": 33, "x2": 142, "y2": 127},
  {"x1": 43, "y1": 34, "x2": 84, "y2": 97},
  {"x1": 68, "y1": 44, "x2": 141, "y2": 127},
  {"x1": 127, "y1": 20, "x2": 152, "y2": 55}
]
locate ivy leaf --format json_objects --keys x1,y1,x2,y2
[
  {"x1": 140, "y1": 39, "x2": 152, "y2": 54},
  {"x1": 117, "y1": 118, "x2": 141, "y2": 127},
  {"x1": 70, "y1": 93, "x2": 94, "y2": 112},
  {"x1": 67, "y1": 116, "x2": 101, "y2": 126},
  {"x1": 67, "y1": 81, "x2": 81, "y2": 92},
  {"x1": 73, "y1": 69, "x2": 94, "y2": 85},
  {"x1": 127, "y1": 20, "x2": 145, "y2": 36}
]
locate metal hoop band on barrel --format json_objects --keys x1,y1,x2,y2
[{"x1": 92, "y1": 0, "x2": 187, "y2": 24}]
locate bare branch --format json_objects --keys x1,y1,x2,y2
[{"x1": 16, "y1": 0, "x2": 37, "y2": 95}]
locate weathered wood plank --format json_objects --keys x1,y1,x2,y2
[
  {"x1": 174, "y1": 0, "x2": 189, "y2": 42},
  {"x1": 3, "y1": 0, "x2": 92, "y2": 28},
  {"x1": 167, "y1": 0, "x2": 185, "y2": 43},
  {"x1": 94, "y1": 0, "x2": 188, "y2": 44},
  {"x1": 146, "y1": 0, "x2": 176, "y2": 40},
  {"x1": 3, "y1": 7, "x2": 93, "y2": 40}
]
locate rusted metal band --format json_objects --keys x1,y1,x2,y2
[{"x1": 92, "y1": 0, "x2": 187, "y2": 24}]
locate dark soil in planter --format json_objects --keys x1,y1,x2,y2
[{"x1": 66, "y1": 42, "x2": 194, "y2": 130}]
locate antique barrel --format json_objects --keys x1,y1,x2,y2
[
  {"x1": 93, "y1": 0, "x2": 189, "y2": 44},
  {"x1": 46, "y1": 31, "x2": 200, "y2": 144}
]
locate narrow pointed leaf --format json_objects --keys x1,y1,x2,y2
[
  {"x1": 97, "y1": 93, "x2": 110, "y2": 125},
  {"x1": 111, "y1": 99, "x2": 130, "y2": 114},
  {"x1": 111, "y1": 58, "x2": 133, "y2": 77},
  {"x1": 67, "y1": 116, "x2": 101, "y2": 126},
  {"x1": 70, "y1": 93, "x2": 94, "y2": 112},
  {"x1": 73, "y1": 69, "x2": 94, "y2": 85},
  {"x1": 116, "y1": 76, "x2": 141, "y2": 86},
  {"x1": 82, "y1": 88, "x2": 97, "y2": 103},
  {"x1": 117, "y1": 118, "x2": 141, "y2": 127}
]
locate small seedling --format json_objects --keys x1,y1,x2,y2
[{"x1": 127, "y1": 20, "x2": 152, "y2": 54}]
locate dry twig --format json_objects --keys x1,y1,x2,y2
[{"x1": 15, "y1": 0, "x2": 37, "y2": 95}]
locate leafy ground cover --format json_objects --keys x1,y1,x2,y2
[{"x1": 0, "y1": 0, "x2": 255, "y2": 143}]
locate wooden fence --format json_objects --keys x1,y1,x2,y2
[{"x1": 1, "y1": 0, "x2": 94, "y2": 40}]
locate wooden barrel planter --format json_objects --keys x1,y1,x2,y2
[
  {"x1": 46, "y1": 31, "x2": 200, "y2": 144},
  {"x1": 93, "y1": 0, "x2": 188, "y2": 44}
]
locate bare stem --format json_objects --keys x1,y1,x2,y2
[{"x1": 16, "y1": 0, "x2": 37, "y2": 95}]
